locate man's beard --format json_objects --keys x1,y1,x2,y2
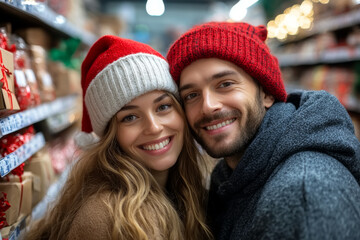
[{"x1": 191, "y1": 94, "x2": 266, "y2": 159}]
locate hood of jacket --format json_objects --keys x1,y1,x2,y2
[{"x1": 213, "y1": 90, "x2": 360, "y2": 198}]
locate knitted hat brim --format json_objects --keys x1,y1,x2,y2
[{"x1": 85, "y1": 52, "x2": 178, "y2": 137}]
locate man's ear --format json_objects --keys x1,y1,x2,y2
[{"x1": 261, "y1": 88, "x2": 275, "y2": 109}]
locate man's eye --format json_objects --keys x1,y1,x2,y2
[
  {"x1": 158, "y1": 104, "x2": 171, "y2": 112},
  {"x1": 122, "y1": 115, "x2": 137, "y2": 122},
  {"x1": 219, "y1": 82, "x2": 233, "y2": 88},
  {"x1": 183, "y1": 92, "x2": 198, "y2": 101}
]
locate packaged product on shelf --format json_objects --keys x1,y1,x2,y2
[
  {"x1": 0, "y1": 171, "x2": 34, "y2": 213},
  {"x1": 24, "y1": 66, "x2": 42, "y2": 106},
  {"x1": 347, "y1": 27, "x2": 360, "y2": 46},
  {"x1": 0, "y1": 175, "x2": 32, "y2": 226},
  {"x1": 0, "y1": 126, "x2": 35, "y2": 158},
  {"x1": 29, "y1": 45, "x2": 56, "y2": 102},
  {"x1": 0, "y1": 215, "x2": 30, "y2": 240},
  {"x1": 24, "y1": 146, "x2": 55, "y2": 207},
  {"x1": 11, "y1": 35, "x2": 41, "y2": 110},
  {"x1": 48, "y1": 61, "x2": 81, "y2": 97},
  {"x1": 13, "y1": 68, "x2": 32, "y2": 110},
  {"x1": 0, "y1": 27, "x2": 10, "y2": 50},
  {"x1": 330, "y1": 0, "x2": 353, "y2": 14},
  {"x1": 298, "y1": 66, "x2": 356, "y2": 108},
  {"x1": 0, "y1": 192, "x2": 11, "y2": 229},
  {"x1": 0, "y1": 47, "x2": 20, "y2": 117},
  {"x1": 49, "y1": 131, "x2": 81, "y2": 175},
  {"x1": 315, "y1": 32, "x2": 337, "y2": 53},
  {"x1": 16, "y1": 28, "x2": 52, "y2": 50}
]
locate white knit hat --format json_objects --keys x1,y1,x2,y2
[{"x1": 81, "y1": 35, "x2": 178, "y2": 137}]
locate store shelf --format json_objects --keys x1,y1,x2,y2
[
  {"x1": 277, "y1": 46, "x2": 360, "y2": 67},
  {"x1": 31, "y1": 163, "x2": 71, "y2": 221},
  {"x1": 0, "y1": 1, "x2": 96, "y2": 46},
  {"x1": 0, "y1": 215, "x2": 27, "y2": 240},
  {"x1": 0, "y1": 95, "x2": 78, "y2": 138},
  {"x1": 44, "y1": 109, "x2": 78, "y2": 134},
  {"x1": 0, "y1": 132, "x2": 45, "y2": 177},
  {"x1": 281, "y1": 8, "x2": 360, "y2": 44}
]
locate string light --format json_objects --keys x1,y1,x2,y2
[
  {"x1": 229, "y1": 0, "x2": 259, "y2": 21},
  {"x1": 146, "y1": 0, "x2": 165, "y2": 16},
  {"x1": 266, "y1": 0, "x2": 330, "y2": 40}
]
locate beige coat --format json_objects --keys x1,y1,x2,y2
[
  {"x1": 66, "y1": 195, "x2": 112, "y2": 240},
  {"x1": 66, "y1": 194, "x2": 164, "y2": 240}
]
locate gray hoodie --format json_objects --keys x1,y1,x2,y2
[{"x1": 207, "y1": 90, "x2": 360, "y2": 240}]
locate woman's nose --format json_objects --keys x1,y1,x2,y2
[{"x1": 143, "y1": 114, "x2": 163, "y2": 134}]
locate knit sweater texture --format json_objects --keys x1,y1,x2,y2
[
  {"x1": 207, "y1": 90, "x2": 360, "y2": 240},
  {"x1": 66, "y1": 195, "x2": 112, "y2": 240}
]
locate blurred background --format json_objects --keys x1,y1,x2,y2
[{"x1": 0, "y1": 1, "x2": 360, "y2": 237}]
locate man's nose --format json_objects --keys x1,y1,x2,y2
[{"x1": 201, "y1": 89, "x2": 222, "y2": 115}]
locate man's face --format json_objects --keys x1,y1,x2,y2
[{"x1": 179, "y1": 58, "x2": 274, "y2": 160}]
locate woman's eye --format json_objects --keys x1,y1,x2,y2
[
  {"x1": 219, "y1": 82, "x2": 233, "y2": 88},
  {"x1": 158, "y1": 104, "x2": 171, "y2": 112},
  {"x1": 122, "y1": 115, "x2": 137, "y2": 122}
]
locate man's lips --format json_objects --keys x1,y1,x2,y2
[{"x1": 202, "y1": 118, "x2": 236, "y2": 131}]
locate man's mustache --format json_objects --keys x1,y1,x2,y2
[{"x1": 194, "y1": 110, "x2": 241, "y2": 129}]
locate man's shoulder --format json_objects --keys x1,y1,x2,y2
[
  {"x1": 261, "y1": 151, "x2": 360, "y2": 205},
  {"x1": 269, "y1": 151, "x2": 356, "y2": 185},
  {"x1": 249, "y1": 151, "x2": 360, "y2": 239}
]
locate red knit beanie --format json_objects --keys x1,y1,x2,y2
[
  {"x1": 166, "y1": 22, "x2": 287, "y2": 102},
  {"x1": 81, "y1": 35, "x2": 177, "y2": 137}
]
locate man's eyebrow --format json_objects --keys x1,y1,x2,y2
[
  {"x1": 179, "y1": 70, "x2": 237, "y2": 93},
  {"x1": 212, "y1": 70, "x2": 237, "y2": 80},
  {"x1": 119, "y1": 93, "x2": 169, "y2": 111},
  {"x1": 179, "y1": 84, "x2": 196, "y2": 93}
]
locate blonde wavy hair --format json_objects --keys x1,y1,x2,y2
[{"x1": 26, "y1": 93, "x2": 213, "y2": 240}]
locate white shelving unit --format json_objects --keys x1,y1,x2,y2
[
  {"x1": 274, "y1": 7, "x2": 360, "y2": 118},
  {"x1": 0, "y1": 132, "x2": 45, "y2": 177},
  {"x1": 0, "y1": 0, "x2": 96, "y2": 46},
  {"x1": 278, "y1": 46, "x2": 360, "y2": 67},
  {"x1": 280, "y1": 8, "x2": 360, "y2": 44},
  {"x1": 0, "y1": 95, "x2": 78, "y2": 138},
  {"x1": 0, "y1": 2, "x2": 88, "y2": 238}
]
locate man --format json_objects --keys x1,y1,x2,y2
[{"x1": 166, "y1": 22, "x2": 360, "y2": 239}]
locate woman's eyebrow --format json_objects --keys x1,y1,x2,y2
[
  {"x1": 154, "y1": 93, "x2": 169, "y2": 103},
  {"x1": 119, "y1": 105, "x2": 138, "y2": 111},
  {"x1": 119, "y1": 94, "x2": 169, "y2": 111}
]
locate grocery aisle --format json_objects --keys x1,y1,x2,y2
[{"x1": 0, "y1": 0, "x2": 359, "y2": 239}]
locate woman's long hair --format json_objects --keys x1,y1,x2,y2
[{"x1": 26, "y1": 93, "x2": 213, "y2": 240}]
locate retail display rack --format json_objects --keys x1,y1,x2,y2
[
  {"x1": 0, "y1": 0, "x2": 97, "y2": 46},
  {"x1": 274, "y1": 7, "x2": 360, "y2": 114},
  {"x1": 0, "y1": 1, "x2": 92, "y2": 238},
  {"x1": 279, "y1": 8, "x2": 360, "y2": 45},
  {"x1": 277, "y1": 8, "x2": 360, "y2": 67},
  {"x1": 0, "y1": 94, "x2": 78, "y2": 175}
]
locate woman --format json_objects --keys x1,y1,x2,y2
[{"x1": 26, "y1": 36, "x2": 212, "y2": 240}]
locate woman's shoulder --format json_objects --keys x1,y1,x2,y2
[{"x1": 66, "y1": 193, "x2": 113, "y2": 240}]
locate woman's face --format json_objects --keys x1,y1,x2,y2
[{"x1": 116, "y1": 90, "x2": 184, "y2": 173}]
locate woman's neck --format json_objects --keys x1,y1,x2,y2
[{"x1": 151, "y1": 170, "x2": 169, "y2": 189}]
